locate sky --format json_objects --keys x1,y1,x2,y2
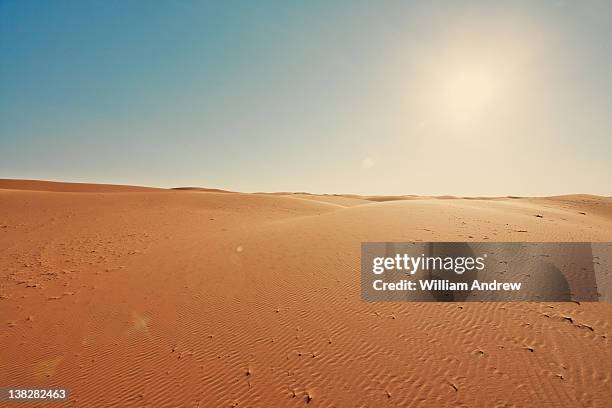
[{"x1": 1, "y1": 0, "x2": 611, "y2": 196}]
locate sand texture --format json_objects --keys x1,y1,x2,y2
[{"x1": 1, "y1": 180, "x2": 611, "y2": 407}]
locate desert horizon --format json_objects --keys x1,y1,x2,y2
[
  {"x1": 2, "y1": 178, "x2": 611, "y2": 200},
  {"x1": 2, "y1": 1, "x2": 612, "y2": 406}
]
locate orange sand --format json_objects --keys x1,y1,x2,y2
[{"x1": 1, "y1": 179, "x2": 611, "y2": 407}]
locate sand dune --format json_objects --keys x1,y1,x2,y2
[
  {"x1": 172, "y1": 187, "x2": 234, "y2": 193},
  {"x1": 0, "y1": 179, "x2": 165, "y2": 193},
  {"x1": 1, "y1": 180, "x2": 611, "y2": 407}
]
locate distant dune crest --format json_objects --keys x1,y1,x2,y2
[{"x1": 0, "y1": 179, "x2": 163, "y2": 193}]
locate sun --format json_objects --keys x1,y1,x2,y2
[{"x1": 442, "y1": 65, "x2": 494, "y2": 123}]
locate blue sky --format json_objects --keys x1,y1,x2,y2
[{"x1": 1, "y1": 1, "x2": 611, "y2": 195}]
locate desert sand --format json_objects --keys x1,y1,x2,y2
[{"x1": 1, "y1": 179, "x2": 611, "y2": 407}]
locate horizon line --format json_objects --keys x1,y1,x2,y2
[{"x1": 1, "y1": 178, "x2": 610, "y2": 199}]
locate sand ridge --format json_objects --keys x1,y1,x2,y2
[{"x1": 0, "y1": 179, "x2": 166, "y2": 193}]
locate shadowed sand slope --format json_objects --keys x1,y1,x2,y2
[
  {"x1": 172, "y1": 187, "x2": 234, "y2": 193},
  {"x1": 1, "y1": 182, "x2": 611, "y2": 407}
]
